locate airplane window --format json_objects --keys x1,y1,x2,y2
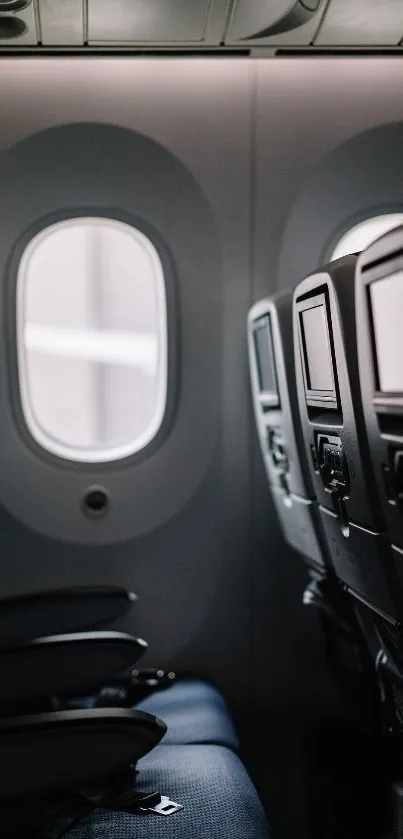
[
  {"x1": 17, "y1": 217, "x2": 167, "y2": 463},
  {"x1": 330, "y1": 213, "x2": 403, "y2": 261}
]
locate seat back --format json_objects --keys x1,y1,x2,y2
[
  {"x1": 248, "y1": 294, "x2": 328, "y2": 571},
  {"x1": 248, "y1": 292, "x2": 380, "y2": 723},
  {"x1": 293, "y1": 257, "x2": 402, "y2": 623},
  {"x1": 356, "y1": 226, "x2": 403, "y2": 587},
  {"x1": 353, "y1": 225, "x2": 403, "y2": 739}
]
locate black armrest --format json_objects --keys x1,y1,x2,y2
[
  {"x1": 0, "y1": 631, "x2": 147, "y2": 703},
  {"x1": 0, "y1": 708, "x2": 166, "y2": 799},
  {"x1": 0, "y1": 587, "x2": 136, "y2": 644}
]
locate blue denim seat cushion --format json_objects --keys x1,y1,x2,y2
[
  {"x1": 136, "y1": 679, "x2": 238, "y2": 749},
  {"x1": 65, "y1": 743, "x2": 270, "y2": 839}
]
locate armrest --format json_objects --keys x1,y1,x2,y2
[
  {"x1": 0, "y1": 587, "x2": 136, "y2": 644},
  {"x1": 0, "y1": 708, "x2": 166, "y2": 799},
  {"x1": 0, "y1": 631, "x2": 147, "y2": 703}
]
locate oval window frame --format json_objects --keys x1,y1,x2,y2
[{"x1": 16, "y1": 216, "x2": 168, "y2": 464}]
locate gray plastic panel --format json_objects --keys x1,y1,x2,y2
[
  {"x1": 0, "y1": 4, "x2": 37, "y2": 45},
  {"x1": 319, "y1": 506, "x2": 402, "y2": 620},
  {"x1": 226, "y1": 0, "x2": 326, "y2": 46},
  {"x1": 204, "y1": 0, "x2": 232, "y2": 44},
  {"x1": 229, "y1": 0, "x2": 300, "y2": 40},
  {"x1": 271, "y1": 486, "x2": 325, "y2": 568},
  {"x1": 315, "y1": 0, "x2": 403, "y2": 45},
  {"x1": 88, "y1": 0, "x2": 211, "y2": 42},
  {"x1": 38, "y1": 0, "x2": 83, "y2": 46}
]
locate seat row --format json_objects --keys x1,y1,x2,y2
[
  {"x1": 248, "y1": 223, "x2": 403, "y2": 834},
  {"x1": 0, "y1": 586, "x2": 269, "y2": 839}
]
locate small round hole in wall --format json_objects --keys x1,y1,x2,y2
[
  {"x1": 0, "y1": 0, "x2": 30, "y2": 12},
  {"x1": 0, "y1": 16, "x2": 27, "y2": 39},
  {"x1": 82, "y1": 487, "x2": 110, "y2": 519}
]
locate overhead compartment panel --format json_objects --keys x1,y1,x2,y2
[
  {"x1": 226, "y1": 0, "x2": 326, "y2": 45},
  {"x1": 0, "y1": 2, "x2": 37, "y2": 45},
  {"x1": 39, "y1": 0, "x2": 84, "y2": 46},
  {"x1": 315, "y1": 0, "x2": 403, "y2": 45},
  {"x1": 88, "y1": 0, "x2": 211, "y2": 42}
]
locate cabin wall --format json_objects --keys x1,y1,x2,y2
[{"x1": 0, "y1": 58, "x2": 402, "y2": 717}]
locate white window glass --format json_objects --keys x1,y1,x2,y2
[
  {"x1": 330, "y1": 213, "x2": 403, "y2": 261},
  {"x1": 17, "y1": 217, "x2": 167, "y2": 462}
]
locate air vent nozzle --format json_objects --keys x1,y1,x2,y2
[
  {"x1": 0, "y1": 0, "x2": 30, "y2": 12},
  {"x1": 0, "y1": 15, "x2": 27, "y2": 38}
]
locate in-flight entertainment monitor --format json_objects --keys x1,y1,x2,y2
[
  {"x1": 252, "y1": 314, "x2": 280, "y2": 408},
  {"x1": 297, "y1": 293, "x2": 337, "y2": 409},
  {"x1": 369, "y1": 272, "x2": 403, "y2": 394}
]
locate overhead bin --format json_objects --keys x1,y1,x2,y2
[
  {"x1": 0, "y1": 0, "x2": 37, "y2": 45},
  {"x1": 315, "y1": 0, "x2": 403, "y2": 46},
  {"x1": 38, "y1": 0, "x2": 230, "y2": 46},
  {"x1": 39, "y1": 0, "x2": 83, "y2": 46},
  {"x1": 4, "y1": 0, "x2": 403, "y2": 50},
  {"x1": 225, "y1": 0, "x2": 326, "y2": 46},
  {"x1": 89, "y1": 0, "x2": 214, "y2": 43}
]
